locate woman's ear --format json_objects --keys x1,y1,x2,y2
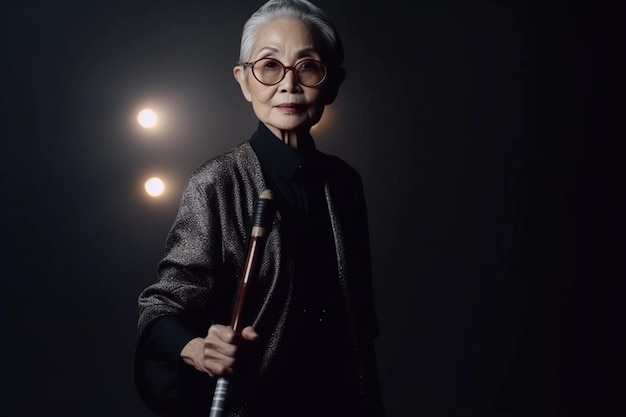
[
  {"x1": 323, "y1": 67, "x2": 346, "y2": 105},
  {"x1": 233, "y1": 66, "x2": 253, "y2": 103}
]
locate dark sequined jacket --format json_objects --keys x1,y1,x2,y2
[{"x1": 136, "y1": 141, "x2": 384, "y2": 416}]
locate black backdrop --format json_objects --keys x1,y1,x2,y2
[{"x1": 2, "y1": 1, "x2": 625, "y2": 416}]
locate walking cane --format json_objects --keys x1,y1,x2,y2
[{"x1": 208, "y1": 189, "x2": 276, "y2": 417}]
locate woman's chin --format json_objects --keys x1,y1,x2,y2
[{"x1": 265, "y1": 118, "x2": 313, "y2": 134}]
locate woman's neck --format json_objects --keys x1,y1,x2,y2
[
  {"x1": 279, "y1": 129, "x2": 299, "y2": 149},
  {"x1": 264, "y1": 124, "x2": 309, "y2": 150}
]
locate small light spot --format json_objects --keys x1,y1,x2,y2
[
  {"x1": 145, "y1": 177, "x2": 165, "y2": 197},
  {"x1": 137, "y1": 109, "x2": 158, "y2": 128}
]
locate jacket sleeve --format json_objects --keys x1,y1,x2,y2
[
  {"x1": 134, "y1": 173, "x2": 236, "y2": 415},
  {"x1": 137, "y1": 173, "x2": 233, "y2": 337},
  {"x1": 337, "y1": 164, "x2": 379, "y2": 340},
  {"x1": 134, "y1": 316, "x2": 211, "y2": 416},
  {"x1": 329, "y1": 158, "x2": 386, "y2": 416},
  {"x1": 349, "y1": 175, "x2": 386, "y2": 416}
]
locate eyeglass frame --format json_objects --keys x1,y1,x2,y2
[{"x1": 241, "y1": 58, "x2": 328, "y2": 87}]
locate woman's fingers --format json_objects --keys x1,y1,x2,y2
[
  {"x1": 205, "y1": 325, "x2": 238, "y2": 356},
  {"x1": 241, "y1": 326, "x2": 259, "y2": 341},
  {"x1": 203, "y1": 352, "x2": 235, "y2": 376},
  {"x1": 198, "y1": 324, "x2": 260, "y2": 376}
]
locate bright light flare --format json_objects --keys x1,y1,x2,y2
[
  {"x1": 137, "y1": 109, "x2": 158, "y2": 128},
  {"x1": 144, "y1": 177, "x2": 165, "y2": 197}
]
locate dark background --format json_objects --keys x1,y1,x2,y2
[{"x1": 2, "y1": 0, "x2": 625, "y2": 416}]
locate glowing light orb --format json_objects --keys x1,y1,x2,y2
[
  {"x1": 144, "y1": 177, "x2": 165, "y2": 197},
  {"x1": 137, "y1": 109, "x2": 158, "y2": 128}
]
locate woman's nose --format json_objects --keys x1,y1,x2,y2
[{"x1": 279, "y1": 68, "x2": 302, "y2": 93}]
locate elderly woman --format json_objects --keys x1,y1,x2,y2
[{"x1": 134, "y1": 1, "x2": 384, "y2": 416}]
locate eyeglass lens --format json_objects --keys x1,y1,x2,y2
[{"x1": 252, "y1": 58, "x2": 326, "y2": 86}]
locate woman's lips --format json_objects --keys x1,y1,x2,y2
[{"x1": 275, "y1": 103, "x2": 305, "y2": 114}]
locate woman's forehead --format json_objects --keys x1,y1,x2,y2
[{"x1": 251, "y1": 18, "x2": 320, "y2": 56}]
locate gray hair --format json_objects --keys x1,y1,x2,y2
[{"x1": 239, "y1": 0, "x2": 344, "y2": 68}]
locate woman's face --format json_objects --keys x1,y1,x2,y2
[{"x1": 234, "y1": 18, "x2": 331, "y2": 137}]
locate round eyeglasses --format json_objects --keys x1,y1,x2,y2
[{"x1": 242, "y1": 58, "x2": 327, "y2": 87}]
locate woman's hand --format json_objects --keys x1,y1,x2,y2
[{"x1": 180, "y1": 325, "x2": 259, "y2": 377}]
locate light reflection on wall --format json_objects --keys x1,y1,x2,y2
[
  {"x1": 137, "y1": 109, "x2": 158, "y2": 128},
  {"x1": 144, "y1": 177, "x2": 165, "y2": 197}
]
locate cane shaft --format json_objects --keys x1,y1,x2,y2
[
  {"x1": 207, "y1": 190, "x2": 275, "y2": 417},
  {"x1": 231, "y1": 236, "x2": 264, "y2": 332},
  {"x1": 208, "y1": 378, "x2": 229, "y2": 417}
]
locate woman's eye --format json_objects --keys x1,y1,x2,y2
[
  {"x1": 263, "y1": 61, "x2": 280, "y2": 70},
  {"x1": 298, "y1": 61, "x2": 318, "y2": 71}
]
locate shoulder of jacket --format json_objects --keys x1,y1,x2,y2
[{"x1": 188, "y1": 142, "x2": 257, "y2": 182}]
